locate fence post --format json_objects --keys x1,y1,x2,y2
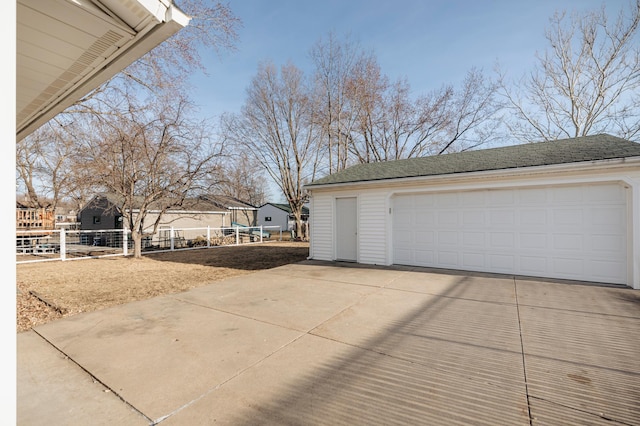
[
  {"x1": 123, "y1": 229, "x2": 128, "y2": 256},
  {"x1": 60, "y1": 229, "x2": 66, "y2": 261},
  {"x1": 170, "y1": 227, "x2": 175, "y2": 251},
  {"x1": 260, "y1": 226, "x2": 263, "y2": 243},
  {"x1": 279, "y1": 226, "x2": 282, "y2": 241},
  {"x1": 207, "y1": 226, "x2": 211, "y2": 248},
  {"x1": 235, "y1": 226, "x2": 239, "y2": 245}
]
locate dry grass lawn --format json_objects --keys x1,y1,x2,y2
[{"x1": 17, "y1": 241, "x2": 309, "y2": 333}]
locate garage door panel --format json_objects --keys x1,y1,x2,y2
[
  {"x1": 553, "y1": 186, "x2": 584, "y2": 203},
  {"x1": 591, "y1": 208, "x2": 625, "y2": 226},
  {"x1": 592, "y1": 234, "x2": 625, "y2": 252},
  {"x1": 520, "y1": 187, "x2": 548, "y2": 204},
  {"x1": 463, "y1": 210, "x2": 485, "y2": 226},
  {"x1": 415, "y1": 230, "x2": 435, "y2": 245},
  {"x1": 463, "y1": 231, "x2": 485, "y2": 247},
  {"x1": 437, "y1": 251, "x2": 459, "y2": 266},
  {"x1": 395, "y1": 229, "x2": 412, "y2": 244},
  {"x1": 588, "y1": 184, "x2": 625, "y2": 202},
  {"x1": 553, "y1": 257, "x2": 585, "y2": 277},
  {"x1": 394, "y1": 196, "x2": 414, "y2": 209},
  {"x1": 553, "y1": 209, "x2": 583, "y2": 226},
  {"x1": 395, "y1": 211, "x2": 412, "y2": 225},
  {"x1": 415, "y1": 211, "x2": 435, "y2": 226},
  {"x1": 590, "y1": 260, "x2": 626, "y2": 282},
  {"x1": 490, "y1": 232, "x2": 515, "y2": 248},
  {"x1": 520, "y1": 256, "x2": 548, "y2": 274},
  {"x1": 415, "y1": 250, "x2": 435, "y2": 264},
  {"x1": 553, "y1": 234, "x2": 583, "y2": 251},
  {"x1": 462, "y1": 252, "x2": 486, "y2": 268},
  {"x1": 490, "y1": 210, "x2": 515, "y2": 225},
  {"x1": 460, "y1": 191, "x2": 486, "y2": 205},
  {"x1": 392, "y1": 183, "x2": 627, "y2": 285},
  {"x1": 520, "y1": 209, "x2": 547, "y2": 226},
  {"x1": 394, "y1": 248, "x2": 413, "y2": 264},
  {"x1": 436, "y1": 192, "x2": 459, "y2": 207},
  {"x1": 489, "y1": 254, "x2": 515, "y2": 271},
  {"x1": 437, "y1": 210, "x2": 458, "y2": 226},
  {"x1": 520, "y1": 233, "x2": 547, "y2": 249},
  {"x1": 490, "y1": 190, "x2": 515, "y2": 205},
  {"x1": 438, "y1": 231, "x2": 459, "y2": 245}
]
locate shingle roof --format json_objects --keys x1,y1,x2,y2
[
  {"x1": 199, "y1": 195, "x2": 257, "y2": 210},
  {"x1": 87, "y1": 193, "x2": 255, "y2": 212},
  {"x1": 306, "y1": 134, "x2": 640, "y2": 187}
]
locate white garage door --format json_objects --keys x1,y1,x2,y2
[{"x1": 392, "y1": 184, "x2": 628, "y2": 284}]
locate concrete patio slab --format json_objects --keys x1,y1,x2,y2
[
  {"x1": 17, "y1": 261, "x2": 640, "y2": 425},
  {"x1": 32, "y1": 295, "x2": 304, "y2": 422},
  {"x1": 163, "y1": 332, "x2": 529, "y2": 426},
  {"x1": 385, "y1": 268, "x2": 518, "y2": 304},
  {"x1": 529, "y1": 398, "x2": 624, "y2": 425},
  {"x1": 515, "y1": 278, "x2": 640, "y2": 317},
  {"x1": 261, "y1": 260, "x2": 407, "y2": 287},
  {"x1": 518, "y1": 303, "x2": 640, "y2": 425},
  {"x1": 17, "y1": 330, "x2": 148, "y2": 425},
  {"x1": 174, "y1": 271, "x2": 378, "y2": 332}
]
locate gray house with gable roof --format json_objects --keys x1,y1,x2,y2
[
  {"x1": 257, "y1": 203, "x2": 309, "y2": 232},
  {"x1": 305, "y1": 134, "x2": 640, "y2": 289}
]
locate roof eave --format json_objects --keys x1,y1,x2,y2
[{"x1": 16, "y1": 0, "x2": 190, "y2": 141}]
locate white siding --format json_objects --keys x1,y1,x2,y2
[
  {"x1": 358, "y1": 192, "x2": 388, "y2": 265},
  {"x1": 310, "y1": 193, "x2": 334, "y2": 261}
]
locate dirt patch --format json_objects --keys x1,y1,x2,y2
[{"x1": 17, "y1": 241, "x2": 309, "y2": 333}]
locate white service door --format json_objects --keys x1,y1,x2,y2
[
  {"x1": 336, "y1": 197, "x2": 357, "y2": 261},
  {"x1": 392, "y1": 184, "x2": 627, "y2": 284}
]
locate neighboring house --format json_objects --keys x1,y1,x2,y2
[
  {"x1": 79, "y1": 194, "x2": 258, "y2": 244},
  {"x1": 305, "y1": 134, "x2": 640, "y2": 289},
  {"x1": 16, "y1": 202, "x2": 54, "y2": 232},
  {"x1": 257, "y1": 203, "x2": 309, "y2": 231},
  {"x1": 54, "y1": 208, "x2": 80, "y2": 230}
]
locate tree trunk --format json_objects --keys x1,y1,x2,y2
[{"x1": 131, "y1": 230, "x2": 143, "y2": 258}]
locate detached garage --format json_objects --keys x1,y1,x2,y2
[{"x1": 305, "y1": 134, "x2": 640, "y2": 289}]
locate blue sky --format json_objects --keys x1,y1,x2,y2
[{"x1": 188, "y1": 0, "x2": 609, "y2": 122}]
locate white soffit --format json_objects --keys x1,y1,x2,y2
[{"x1": 16, "y1": 0, "x2": 190, "y2": 141}]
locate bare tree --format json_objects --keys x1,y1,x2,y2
[
  {"x1": 499, "y1": 1, "x2": 640, "y2": 143},
  {"x1": 75, "y1": 95, "x2": 222, "y2": 257},
  {"x1": 209, "y1": 151, "x2": 268, "y2": 206},
  {"x1": 433, "y1": 68, "x2": 504, "y2": 154},
  {"x1": 16, "y1": 119, "x2": 82, "y2": 210},
  {"x1": 344, "y1": 60, "x2": 500, "y2": 161},
  {"x1": 222, "y1": 62, "x2": 320, "y2": 236},
  {"x1": 310, "y1": 32, "x2": 365, "y2": 174}
]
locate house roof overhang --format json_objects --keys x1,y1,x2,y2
[{"x1": 16, "y1": 0, "x2": 190, "y2": 141}]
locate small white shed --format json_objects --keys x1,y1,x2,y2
[{"x1": 305, "y1": 134, "x2": 640, "y2": 289}]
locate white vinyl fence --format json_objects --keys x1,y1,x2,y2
[{"x1": 16, "y1": 225, "x2": 283, "y2": 264}]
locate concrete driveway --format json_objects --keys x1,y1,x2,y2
[{"x1": 17, "y1": 260, "x2": 640, "y2": 425}]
